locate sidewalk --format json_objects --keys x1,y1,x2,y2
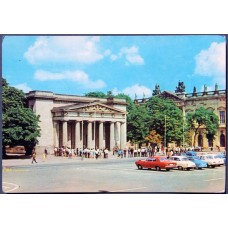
[{"x1": 2, "y1": 153, "x2": 137, "y2": 167}]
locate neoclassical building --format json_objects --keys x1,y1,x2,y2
[
  {"x1": 26, "y1": 91, "x2": 128, "y2": 154},
  {"x1": 135, "y1": 82, "x2": 226, "y2": 150}
]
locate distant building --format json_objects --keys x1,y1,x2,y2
[
  {"x1": 134, "y1": 82, "x2": 226, "y2": 150},
  {"x1": 26, "y1": 91, "x2": 128, "y2": 154}
]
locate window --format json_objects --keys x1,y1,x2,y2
[
  {"x1": 220, "y1": 111, "x2": 225, "y2": 124},
  {"x1": 220, "y1": 132, "x2": 226, "y2": 147}
]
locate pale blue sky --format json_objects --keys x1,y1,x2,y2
[{"x1": 2, "y1": 35, "x2": 226, "y2": 98}]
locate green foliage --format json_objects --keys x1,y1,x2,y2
[
  {"x1": 2, "y1": 78, "x2": 41, "y2": 155},
  {"x1": 146, "y1": 97, "x2": 184, "y2": 146},
  {"x1": 84, "y1": 91, "x2": 107, "y2": 98},
  {"x1": 127, "y1": 104, "x2": 150, "y2": 144},
  {"x1": 186, "y1": 107, "x2": 219, "y2": 146},
  {"x1": 2, "y1": 83, "x2": 26, "y2": 112}
]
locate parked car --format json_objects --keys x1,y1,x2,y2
[
  {"x1": 216, "y1": 152, "x2": 226, "y2": 165},
  {"x1": 135, "y1": 156, "x2": 177, "y2": 171},
  {"x1": 168, "y1": 156, "x2": 196, "y2": 170},
  {"x1": 185, "y1": 151, "x2": 197, "y2": 157},
  {"x1": 198, "y1": 155, "x2": 218, "y2": 168},
  {"x1": 206, "y1": 154, "x2": 224, "y2": 166},
  {"x1": 187, "y1": 156, "x2": 208, "y2": 169}
]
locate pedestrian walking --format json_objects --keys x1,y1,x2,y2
[
  {"x1": 43, "y1": 148, "x2": 48, "y2": 160},
  {"x1": 31, "y1": 149, "x2": 37, "y2": 164}
]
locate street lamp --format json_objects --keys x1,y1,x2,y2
[{"x1": 164, "y1": 115, "x2": 166, "y2": 154}]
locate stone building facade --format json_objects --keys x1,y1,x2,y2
[
  {"x1": 135, "y1": 83, "x2": 226, "y2": 150},
  {"x1": 26, "y1": 91, "x2": 128, "y2": 154}
]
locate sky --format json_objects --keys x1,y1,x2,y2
[{"x1": 2, "y1": 35, "x2": 226, "y2": 99}]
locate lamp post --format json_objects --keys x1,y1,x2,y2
[
  {"x1": 93, "y1": 109, "x2": 96, "y2": 159},
  {"x1": 164, "y1": 115, "x2": 166, "y2": 155}
]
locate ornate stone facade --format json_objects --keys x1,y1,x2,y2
[
  {"x1": 26, "y1": 91, "x2": 128, "y2": 154},
  {"x1": 134, "y1": 83, "x2": 226, "y2": 150}
]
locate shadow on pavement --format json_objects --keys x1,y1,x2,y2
[{"x1": 3, "y1": 153, "x2": 32, "y2": 160}]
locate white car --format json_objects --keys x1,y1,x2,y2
[
  {"x1": 169, "y1": 156, "x2": 196, "y2": 170},
  {"x1": 198, "y1": 155, "x2": 219, "y2": 168},
  {"x1": 206, "y1": 154, "x2": 224, "y2": 166}
]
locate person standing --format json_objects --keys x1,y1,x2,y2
[{"x1": 31, "y1": 149, "x2": 37, "y2": 164}]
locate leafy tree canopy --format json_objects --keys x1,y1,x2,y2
[
  {"x1": 145, "y1": 130, "x2": 162, "y2": 146},
  {"x1": 127, "y1": 104, "x2": 150, "y2": 144},
  {"x1": 84, "y1": 91, "x2": 107, "y2": 98},
  {"x1": 186, "y1": 107, "x2": 219, "y2": 146},
  {"x1": 146, "y1": 96, "x2": 184, "y2": 146},
  {"x1": 2, "y1": 78, "x2": 41, "y2": 156}
]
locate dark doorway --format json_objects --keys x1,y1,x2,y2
[
  {"x1": 198, "y1": 134, "x2": 203, "y2": 147},
  {"x1": 220, "y1": 132, "x2": 226, "y2": 147},
  {"x1": 105, "y1": 122, "x2": 110, "y2": 150}
]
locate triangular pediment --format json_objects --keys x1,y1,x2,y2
[
  {"x1": 158, "y1": 91, "x2": 184, "y2": 101},
  {"x1": 53, "y1": 102, "x2": 126, "y2": 114}
]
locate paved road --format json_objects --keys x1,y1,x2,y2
[{"x1": 2, "y1": 157, "x2": 226, "y2": 193}]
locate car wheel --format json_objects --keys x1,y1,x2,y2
[
  {"x1": 166, "y1": 168, "x2": 170, "y2": 171},
  {"x1": 155, "y1": 166, "x2": 161, "y2": 171},
  {"x1": 137, "y1": 165, "x2": 143, "y2": 170},
  {"x1": 207, "y1": 164, "x2": 211, "y2": 168},
  {"x1": 212, "y1": 166, "x2": 216, "y2": 168},
  {"x1": 178, "y1": 166, "x2": 183, "y2": 170}
]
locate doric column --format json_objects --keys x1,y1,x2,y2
[
  {"x1": 75, "y1": 120, "x2": 81, "y2": 149},
  {"x1": 120, "y1": 121, "x2": 127, "y2": 150},
  {"x1": 93, "y1": 121, "x2": 96, "y2": 149},
  {"x1": 87, "y1": 121, "x2": 93, "y2": 149},
  {"x1": 53, "y1": 121, "x2": 59, "y2": 147},
  {"x1": 110, "y1": 122, "x2": 115, "y2": 151},
  {"x1": 62, "y1": 120, "x2": 68, "y2": 147},
  {"x1": 99, "y1": 121, "x2": 104, "y2": 149},
  {"x1": 115, "y1": 121, "x2": 121, "y2": 148},
  {"x1": 67, "y1": 122, "x2": 72, "y2": 147}
]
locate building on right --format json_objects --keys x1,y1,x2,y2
[{"x1": 134, "y1": 81, "x2": 226, "y2": 150}]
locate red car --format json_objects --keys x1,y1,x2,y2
[{"x1": 135, "y1": 156, "x2": 177, "y2": 171}]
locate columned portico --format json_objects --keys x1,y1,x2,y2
[{"x1": 26, "y1": 90, "x2": 128, "y2": 154}]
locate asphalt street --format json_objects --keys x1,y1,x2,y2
[{"x1": 2, "y1": 157, "x2": 226, "y2": 193}]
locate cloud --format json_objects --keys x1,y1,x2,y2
[
  {"x1": 110, "y1": 46, "x2": 144, "y2": 65},
  {"x1": 34, "y1": 70, "x2": 106, "y2": 89},
  {"x1": 14, "y1": 83, "x2": 32, "y2": 93},
  {"x1": 112, "y1": 84, "x2": 152, "y2": 99},
  {"x1": 24, "y1": 36, "x2": 104, "y2": 64},
  {"x1": 194, "y1": 42, "x2": 226, "y2": 87}
]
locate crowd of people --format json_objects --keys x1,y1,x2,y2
[
  {"x1": 41, "y1": 145, "x2": 219, "y2": 161},
  {"x1": 53, "y1": 146, "x2": 110, "y2": 159}
]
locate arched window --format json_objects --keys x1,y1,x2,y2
[
  {"x1": 220, "y1": 132, "x2": 226, "y2": 147},
  {"x1": 198, "y1": 134, "x2": 203, "y2": 147}
]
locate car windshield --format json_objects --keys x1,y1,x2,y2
[
  {"x1": 159, "y1": 157, "x2": 168, "y2": 161},
  {"x1": 206, "y1": 156, "x2": 213, "y2": 159},
  {"x1": 214, "y1": 155, "x2": 221, "y2": 158},
  {"x1": 181, "y1": 157, "x2": 189, "y2": 161}
]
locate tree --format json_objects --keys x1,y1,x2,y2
[
  {"x1": 127, "y1": 104, "x2": 150, "y2": 145},
  {"x1": 146, "y1": 97, "x2": 184, "y2": 146},
  {"x1": 145, "y1": 130, "x2": 162, "y2": 147},
  {"x1": 186, "y1": 107, "x2": 219, "y2": 147},
  {"x1": 2, "y1": 78, "x2": 41, "y2": 157},
  {"x1": 84, "y1": 91, "x2": 107, "y2": 98}
]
